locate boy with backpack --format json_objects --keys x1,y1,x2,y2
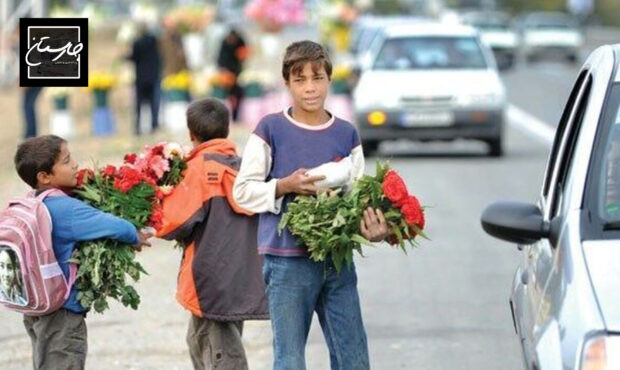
[
  {"x1": 233, "y1": 41, "x2": 390, "y2": 369},
  {"x1": 156, "y1": 98, "x2": 268, "y2": 370},
  {"x1": 8, "y1": 135, "x2": 150, "y2": 369}
]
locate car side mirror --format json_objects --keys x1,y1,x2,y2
[{"x1": 480, "y1": 201, "x2": 548, "y2": 245}]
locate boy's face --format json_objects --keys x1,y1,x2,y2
[
  {"x1": 37, "y1": 143, "x2": 79, "y2": 189},
  {"x1": 287, "y1": 62, "x2": 330, "y2": 114}
]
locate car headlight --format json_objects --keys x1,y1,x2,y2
[
  {"x1": 581, "y1": 335, "x2": 620, "y2": 369},
  {"x1": 456, "y1": 93, "x2": 502, "y2": 107},
  {"x1": 367, "y1": 111, "x2": 387, "y2": 126}
]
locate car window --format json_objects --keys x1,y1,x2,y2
[
  {"x1": 550, "y1": 75, "x2": 592, "y2": 218},
  {"x1": 597, "y1": 85, "x2": 620, "y2": 222},
  {"x1": 542, "y1": 70, "x2": 588, "y2": 197},
  {"x1": 542, "y1": 72, "x2": 591, "y2": 222},
  {"x1": 373, "y1": 37, "x2": 487, "y2": 70}
]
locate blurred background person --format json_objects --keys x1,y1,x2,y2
[
  {"x1": 16, "y1": 21, "x2": 43, "y2": 139},
  {"x1": 217, "y1": 28, "x2": 247, "y2": 121},
  {"x1": 0, "y1": 248, "x2": 26, "y2": 305},
  {"x1": 22, "y1": 86, "x2": 43, "y2": 139},
  {"x1": 127, "y1": 22, "x2": 161, "y2": 135},
  {"x1": 160, "y1": 23, "x2": 188, "y2": 78}
]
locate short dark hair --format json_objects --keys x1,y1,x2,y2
[
  {"x1": 282, "y1": 40, "x2": 332, "y2": 82},
  {"x1": 186, "y1": 98, "x2": 230, "y2": 142},
  {"x1": 14, "y1": 135, "x2": 66, "y2": 189}
]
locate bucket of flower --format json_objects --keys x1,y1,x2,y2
[
  {"x1": 162, "y1": 70, "x2": 192, "y2": 133},
  {"x1": 71, "y1": 142, "x2": 189, "y2": 313},
  {"x1": 279, "y1": 161, "x2": 428, "y2": 273},
  {"x1": 88, "y1": 72, "x2": 117, "y2": 136}
]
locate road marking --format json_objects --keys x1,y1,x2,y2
[{"x1": 507, "y1": 104, "x2": 555, "y2": 146}]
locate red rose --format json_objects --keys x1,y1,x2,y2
[
  {"x1": 401, "y1": 196, "x2": 424, "y2": 227},
  {"x1": 407, "y1": 211, "x2": 426, "y2": 239},
  {"x1": 382, "y1": 170, "x2": 409, "y2": 207},
  {"x1": 102, "y1": 165, "x2": 116, "y2": 177},
  {"x1": 124, "y1": 153, "x2": 137, "y2": 164}
]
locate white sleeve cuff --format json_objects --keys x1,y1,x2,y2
[{"x1": 267, "y1": 178, "x2": 284, "y2": 214}]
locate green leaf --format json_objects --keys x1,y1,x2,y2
[
  {"x1": 391, "y1": 224, "x2": 403, "y2": 244},
  {"x1": 350, "y1": 234, "x2": 376, "y2": 248}
]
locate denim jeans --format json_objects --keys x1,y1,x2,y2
[{"x1": 263, "y1": 255, "x2": 370, "y2": 370}]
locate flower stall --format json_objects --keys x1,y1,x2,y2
[{"x1": 88, "y1": 72, "x2": 117, "y2": 136}]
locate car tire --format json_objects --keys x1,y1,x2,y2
[
  {"x1": 487, "y1": 137, "x2": 503, "y2": 157},
  {"x1": 362, "y1": 140, "x2": 379, "y2": 157}
]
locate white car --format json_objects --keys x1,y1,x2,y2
[
  {"x1": 481, "y1": 43, "x2": 620, "y2": 369},
  {"x1": 517, "y1": 12, "x2": 583, "y2": 63},
  {"x1": 353, "y1": 22, "x2": 507, "y2": 156},
  {"x1": 461, "y1": 11, "x2": 518, "y2": 70},
  {"x1": 350, "y1": 16, "x2": 432, "y2": 61}
]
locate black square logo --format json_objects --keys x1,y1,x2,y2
[{"x1": 20, "y1": 18, "x2": 88, "y2": 87}]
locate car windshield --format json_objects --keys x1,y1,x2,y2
[
  {"x1": 473, "y1": 20, "x2": 509, "y2": 30},
  {"x1": 373, "y1": 36, "x2": 488, "y2": 70},
  {"x1": 527, "y1": 15, "x2": 576, "y2": 29},
  {"x1": 597, "y1": 84, "x2": 620, "y2": 223},
  {"x1": 357, "y1": 28, "x2": 380, "y2": 55},
  {"x1": 465, "y1": 15, "x2": 509, "y2": 30}
]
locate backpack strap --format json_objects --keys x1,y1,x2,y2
[
  {"x1": 35, "y1": 189, "x2": 75, "y2": 297},
  {"x1": 64, "y1": 263, "x2": 78, "y2": 300},
  {"x1": 34, "y1": 189, "x2": 66, "y2": 201}
]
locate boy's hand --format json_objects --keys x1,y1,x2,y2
[
  {"x1": 134, "y1": 229, "x2": 154, "y2": 252},
  {"x1": 360, "y1": 208, "x2": 390, "y2": 243},
  {"x1": 276, "y1": 169, "x2": 326, "y2": 197}
]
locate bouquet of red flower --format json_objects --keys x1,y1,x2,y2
[
  {"x1": 71, "y1": 142, "x2": 189, "y2": 313},
  {"x1": 279, "y1": 161, "x2": 427, "y2": 272}
]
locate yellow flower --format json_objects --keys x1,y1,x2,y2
[
  {"x1": 332, "y1": 65, "x2": 351, "y2": 81},
  {"x1": 88, "y1": 72, "x2": 117, "y2": 90},
  {"x1": 162, "y1": 70, "x2": 191, "y2": 90}
]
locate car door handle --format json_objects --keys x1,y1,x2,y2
[{"x1": 521, "y1": 269, "x2": 529, "y2": 285}]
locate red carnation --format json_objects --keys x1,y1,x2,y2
[
  {"x1": 142, "y1": 173, "x2": 157, "y2": 187},
  {"x1": 401, "y1": 196, "x2": 424, "y2": 228},
  {"x1": 76, "y1": 169, "x2": 94, "y2": 188},
  {"x1": 124, "y1": 153, "x2": 137, "y2": 164},
  {"x1": 149, "y1": 204, "x2": 164, "y2": 230},
  {"x1": 382, "y1": 170, "x2": 409, "y2": 207},
  {"x1": 113, "y1": 166, "x2": 143, "y2": 193},
  {"x1": 102, "y1": 165, "x2": 116, "y2": 177},
  {"x1": 151, "y1": 145, "x2": 164, "y2": 156}
]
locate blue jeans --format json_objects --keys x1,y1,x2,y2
[{"x1": 263, "y1": 255, "x2": 370, "y2": 370}]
